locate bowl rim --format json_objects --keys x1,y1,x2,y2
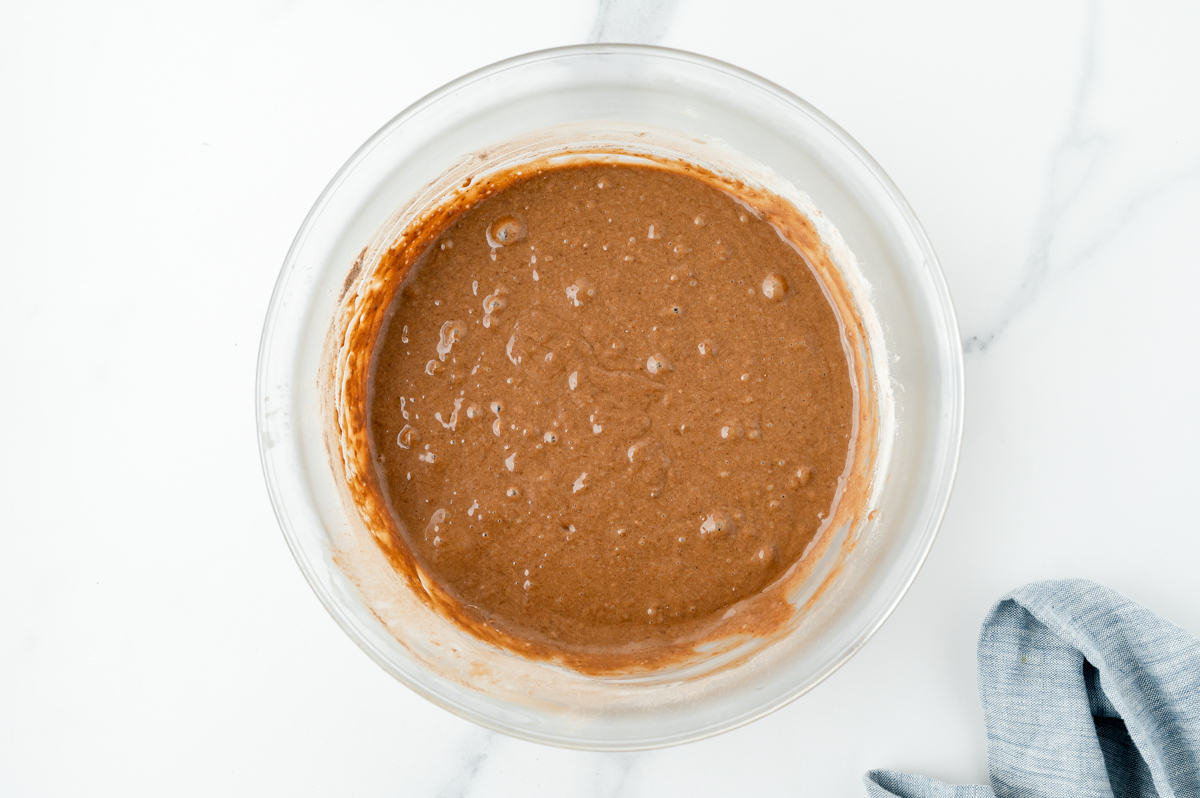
[{"x1": 256, "y1": 42, "x2": 965, "y2": 750}]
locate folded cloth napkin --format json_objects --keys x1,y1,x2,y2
[{"x1": 865, "y1": 579, "x2": 1200, "y2": 798}]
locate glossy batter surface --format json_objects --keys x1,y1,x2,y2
[{"x1": 368, "y1": 164, "x2": 853, "y2": 652}]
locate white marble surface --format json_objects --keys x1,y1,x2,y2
[{"x1": 2, "y1": 1, "x2": 1199, "y2": 794}]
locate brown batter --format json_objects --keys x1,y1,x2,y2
[{"x1": 366, "y1": 164, "x2": 854, "y2": 657}]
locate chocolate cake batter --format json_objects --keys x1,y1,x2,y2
[{"x1": 367, "y1": 164, "x2": 854, "y2": 655}]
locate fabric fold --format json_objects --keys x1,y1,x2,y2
[{"x1": 866, "y1": 579, "x2": 1200, "y2": 798}]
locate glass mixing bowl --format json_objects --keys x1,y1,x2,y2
[{"x1": 256, "y1": 44, "x2": 963, "y2": 749}]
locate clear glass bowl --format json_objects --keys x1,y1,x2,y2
[{"x1": 256, "y1": 44, "x2": 963, "y2": 750}]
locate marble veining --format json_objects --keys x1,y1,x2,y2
[
  {"x1": 436, "y1": 728, "x2": 494, "y2": 798},
  {"x1": 963, "y1": 3, "x2": 1102, "y2": 353},
  {"x1": 596, "y1": 753, "x2": 641, "y2": 797},
  {"x1": 588, "y1": 0, "x2": 681, "y2": 44},
  {"x1": 964, "y1": 2, "x2": 1200, "y2": 353}
]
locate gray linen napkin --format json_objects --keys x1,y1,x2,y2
[{"x1": 866, "y1": 579, "x2": 1200, "y2": 797}]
